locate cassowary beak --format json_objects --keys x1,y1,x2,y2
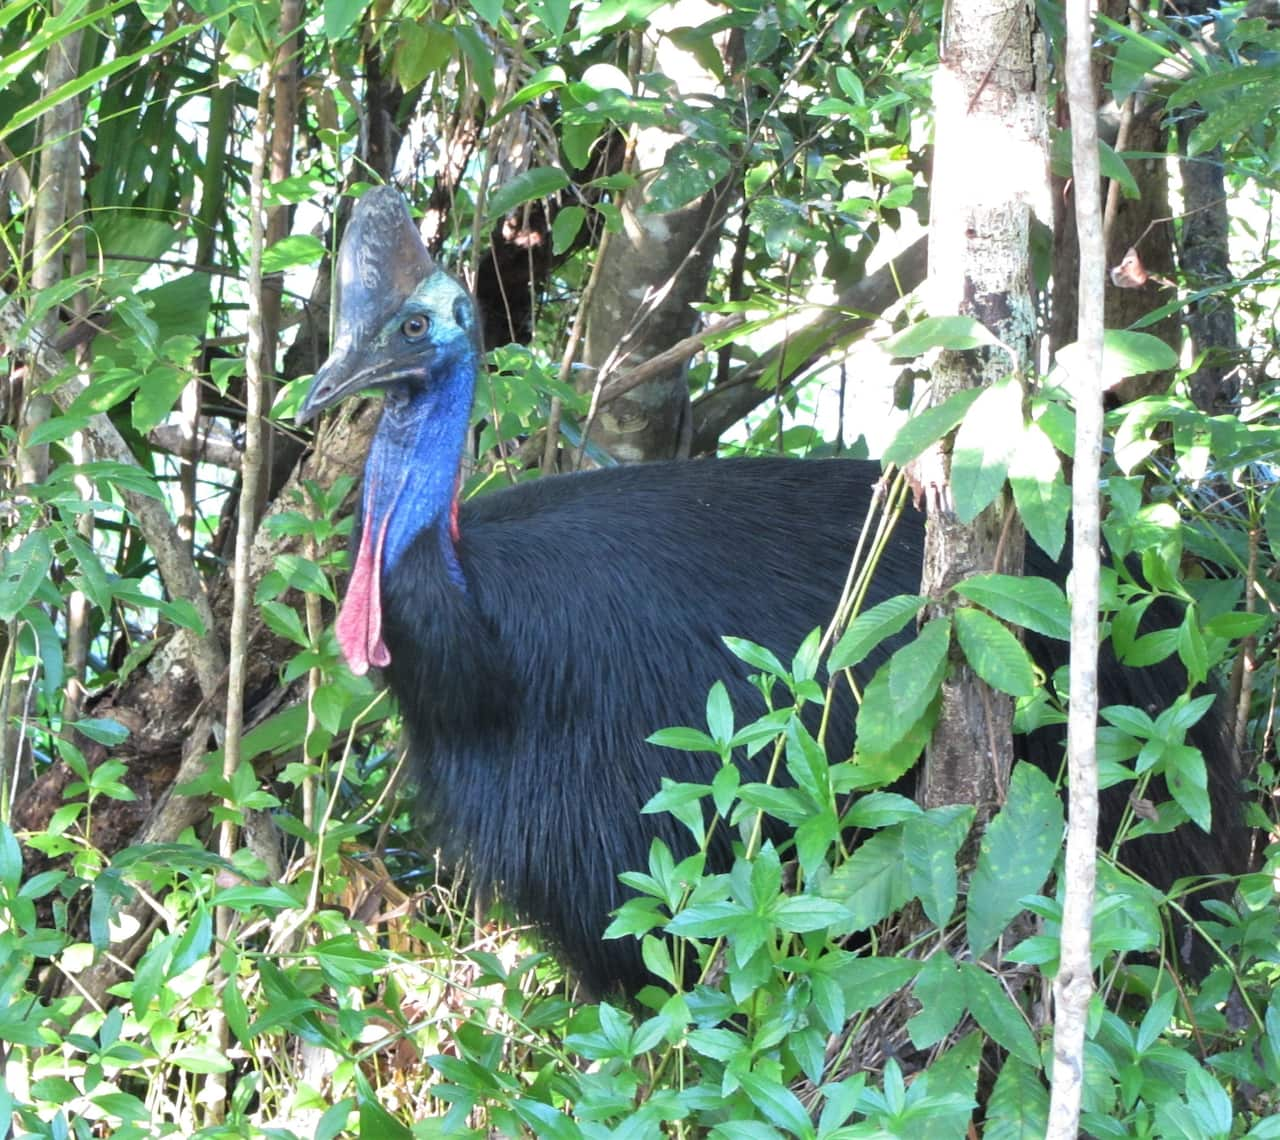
[
  {"x1": 296, "y1": 185, "x2": 434, "y2": 425},
  {"x1": 295, "y1": 342, "x2": 368, "y2": 424}
]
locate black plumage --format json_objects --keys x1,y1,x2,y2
[{"x1": 299, "y1": 188, "x2": 1245, "y2": 996}]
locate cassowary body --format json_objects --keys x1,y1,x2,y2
[{"x1": 300, "y1": 188, "x2": 1245, "y2": 996}]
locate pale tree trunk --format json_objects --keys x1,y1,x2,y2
[
  {"x1": 576, "y1": 0, "x2": 738, "y2": 462},
  {"x1": 918, "y1": 0, "x2": 1047, "y2": 812}
]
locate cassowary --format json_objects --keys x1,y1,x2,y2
[{"x1": 298, "y1": 187, "x2": 1245, "y2": 996}]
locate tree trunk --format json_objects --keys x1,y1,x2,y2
[
  {"x1": 918, "y1": 0, "x2": 1046, "y2": 813},
  {"x1": 576, "y1": 0, "x2": 739, "y2": 462}
]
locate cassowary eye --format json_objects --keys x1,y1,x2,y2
[{"x1": 402, "y1": 314, "x2": 430, "y2": 340}]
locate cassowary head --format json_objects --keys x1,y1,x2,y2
[
  {"x1": 298, "y1": 187, "x2": 481, "y2": 424},
  {"x1": 297, "y1": 187, "x2": 482, "y2": 674}
]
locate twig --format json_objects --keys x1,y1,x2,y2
[{"x1": 209, "y1": 64, "x2": 271, "y2": 1126}]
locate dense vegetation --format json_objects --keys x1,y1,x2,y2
[{"x1": 1, "y1": 0, "x2": 1278, "y2": 1135}]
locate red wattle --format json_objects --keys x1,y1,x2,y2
[{"x1": 337, "y1": 485, "x2": 393, "y2": 674}]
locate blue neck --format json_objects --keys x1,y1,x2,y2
[{"x1": 363, "y1": 354, "x2": 476, "y2": 586}]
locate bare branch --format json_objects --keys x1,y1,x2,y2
[{"x1": 690, "y1": 237, "x2": 927, "y2": 452}]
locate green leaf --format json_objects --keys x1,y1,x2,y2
[
  {"x1": 924, "y1": 1033, "x2": 983, "y2": 1129},
  {"x1": 882, "y1": 385, "x2": 984, "y2": 468},
  {"x1": 1188, "y1": 82, "x2": 1280, "y2": 156},
  {"x1": 170, "y1": 1043, "x2": 233, "y2": 1074},
  {"x1": 1166, "y1": 59, "x2": 1280, "y2": 110},
  {"x1": 496, "y1": 65, "x2": 567, "y2": 117},
  {"x1": 0, "y1": 529, "x2": 53, "y2": 621},
  {"x1": 822, "y1": 828, "x2": 911, "y2": 931},
  {"x1": 579, "y1": 0, "x2": 670, "y2": 37},
  {"x1": 772, "y1": 896, "x2": 849, "y2": 933},
  {"x1": 261, "y1": 601, "x2": 309, "y2": 648},
  {"x1": 89, "y1": 1092, "x2": 149, "y2": 1124},
  {"x1": 1135, "y1": 986, "x2": 1177, "y2": 1054},
  {"x1": 664, "y1": 899, "x2": 742, "y2": 940},
  {"x1": 828, "y1": 594, "x2": 926, "y2": 672},
  {"x1": 644, "y1": 778, "x2": 711, "y2": 840},
  {"x1": 1166, "y1": 745, "x2": 1211, "y2": 832},
  {"x1": 273, "y1": 553, "x2": 335, "y2": 601},
  {"x1": 452, "y1": 22, "x2": 496, "y2": 100},
  {"x1": 835, "y1": 65, "x2": 864, "y2": 104},
  {"x1": 551, "y1": 205, "x2": 585, "y2": 254},
  {"x1": 561, "y1": 117, "x2": 603, "y2": 170},
  {"x1": 952, "y1": 377, "x2": 1024, "y2": 523},
  {"x1": 844, "y1": 792, "x2": 922, "y2": 829},
  {"x1": 985, "y1": 1056, "x2": 1049, "y2": 1140},
  {"x1": 72, "y1": 717, "x2": 130, "y2": 746},
  {"x1": 1055, "y1": 329, "x2": 1178, "y2": 391},
  {"x1": 903, "y1": 803, "x2": 974, "y2": 928},
  {"x1": 324, "y1": 0, "x2": 365, "y2": 40},
  {"x1": 1055, "y1": 129, "x2": 1141, "y2": 199},
  {"x1": 882, "y1": 315, "x2": 1000, "y2": 358},
  {"x1": 960, "y1": 962, "x2": 1039, "y2": 1065},
  {"x1": 26, "y1": 412, "x2": 90, "y2": 446},
  {"x1": 311, "y1": 684, "x2": 345, "y2": 736},
  {"x1": 530, "y1": 0, "x2": 570, "y2": 39},
  {"x1": 23, "y1": 606, "x2": 64, "y2": 706},
  {"x1": 131, "y1": 364, "x2": 189, "y2": 436},
  {"x1": 831, "y1": 955, "x2": 920, "y2": 1014},
  {"x1": 967, "y1": 763, "x2": 1063, "y2": 957},
  {"x1": 954, "y1": 607, "x2": 1036, "y2": 697},
  {"x1": 706, "y1": 681, "x2": 733, "y2": 745},
  {"x1": 468, "y1": 0, "x2": 503, "y2": 25},
  {"x1": 262, "y1": 234, "x2": 325, "y2": 274},
  {"x1": 224, "y1": 971, "x2": 252, "y2": 1046},
  {"x1": 724, "y1": 636, "x2": 787, "y2": 678},
  {"x1": 647, "y1": 726, "x2": 718, "y2": 753},
  {"x1": 356, "y1": 1071, "x2": 414, "y2": 1139},
  {"x1": 908, "y1": 953, "x2": 965, "y2": 1049},
  {"x1": 1177, "y1": 609, "x2": 1209, "y2": 687},
  {"x1": 955, "y1": 573, "x2": 1071, "y2": 640},
  {"x1": 1181, "y1": 1063, "x2": 1233, "y2": 1137},
  {"x1": 1010, "y1": 422, "x2": 1068, "y2": 559},
  {"x1": 737, "y1": 1072, "x2": 813, "y2": 1137},
  {"x1": 213, "y1": 884, "x2": 303, "y2": 912},
  {"x1": 63, "y1": 531, "x2": 114, "y2": 610},
  {"x1": 850, "y1": 679, "x2": 938, "y2": 786},
  {"x1": 0, "y1": 822, "x2": 22, "y2": 891},
  {"x1": 646, "y1": 141, "x2": 732, "y2": 212},
  {"x1": 486, "y1": 167, "x2": 570, "y2": 220},
  {"x1": 394, "y1": 21, "x2": 454, "y2": 89},
  {"x1": 140, "y1": 271, "x2": 211, "y2": 347},
  {"x1": 886, "y1": 616, "x2": 952, "y2": 738},
  {"x1": 158, "y1": 597, "x2": 208, "y2": 635}
]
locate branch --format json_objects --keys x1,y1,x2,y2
[
  {"x1": 149, "y1": 422, "x2": 242, "y2": 470},
  {"x1": 598, "y1": 313, "x2": 746, "y2": 407},
  {"x1": 689, "y1": 237, "x2": 927, "y2": 452}
]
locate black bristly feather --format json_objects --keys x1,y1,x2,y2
[
  {"x1": 301, "y1": 190, "x2": 1245, "y2": 996},
  {"x1": 377, "y1": 456, "x2": 1244, "y2": 995}
]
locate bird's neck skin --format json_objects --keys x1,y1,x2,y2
[
  {"x1": 337, "y1": 352, "x2": 475, "y2": 675},
  {"x1": 365, "y1": 382, "x2": 471, "y2": 578}
]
